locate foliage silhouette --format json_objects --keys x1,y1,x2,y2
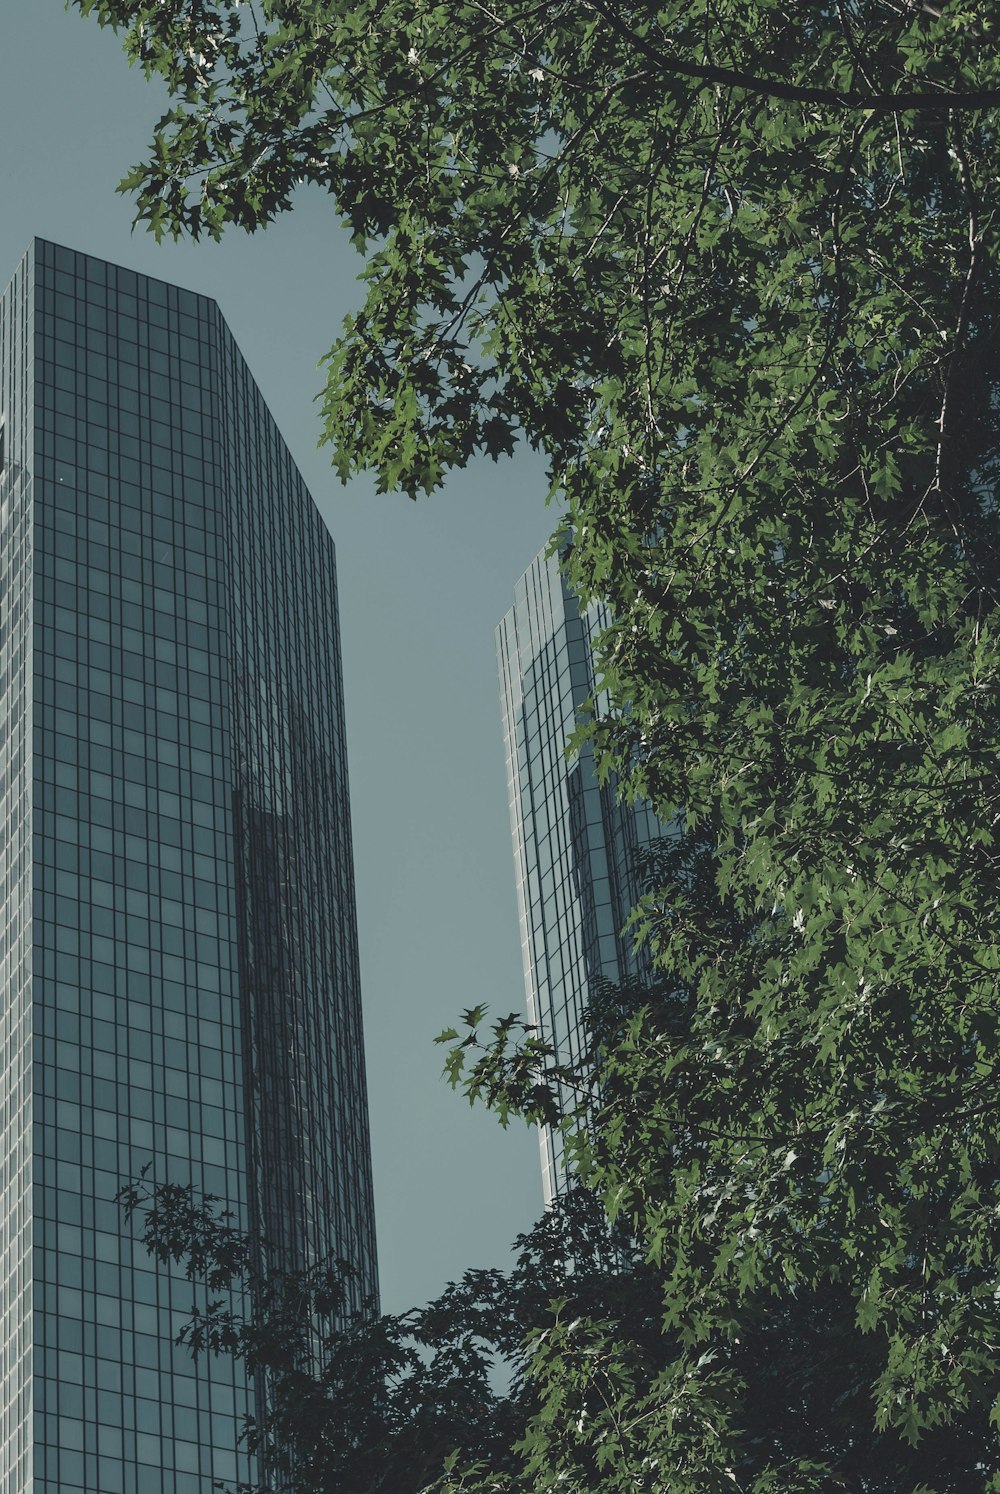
[{"x1": 76, "y1": 0, "x2": 1000, "y2": 1483}]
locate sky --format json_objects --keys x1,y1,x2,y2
[{"x1": 2, "y1": 0, "x2": 557, "y2": 1313}]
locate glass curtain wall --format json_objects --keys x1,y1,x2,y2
[
  {"x1": 0, "y1": 239, "x2": 377, "y2": 1494},
  {"x1": 497, "y1": 549, "x2": 662, "y2": 1204}
]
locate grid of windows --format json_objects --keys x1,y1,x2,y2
[
  {"x1": 496, "y1": 550, "x2": 661, "y2": 1204},
  {"x1": 0, "y1": 243, "x2": 35, "y2": 1494},
  {"x1": 0, "y1": 239, "x2": 377, "y2": 1493}
]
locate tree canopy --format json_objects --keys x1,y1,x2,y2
[
  {"x1": 119, "y1": 1173, "x2": 654, "y2": 1494},
  {"x1": 74, "y1": 0, "x2": 1000, "y2": 1487},
  {"x1": 122, "y1": 1155, "x2": 998, "y2": 1493}
]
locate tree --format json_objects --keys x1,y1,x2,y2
[
  {"x1": 124, "y1": 1079, "x2": 1000, "y2": 1494},
  {"x1": 76, "y1": 0, "x2": 1000, "y2": 1486},
  {"x1": 118, "y1": 1171, "x2": 655, "y2": 1493}
]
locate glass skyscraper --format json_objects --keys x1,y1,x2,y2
[
  {"x1": 496, "y1": 549, "x2": 661, "y2": 1204},
  {"x1": 0, "y1": 239, "x2": 377, "y2": 1493}
]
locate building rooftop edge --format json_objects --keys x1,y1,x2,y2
[{"x1": 26, "y1": 236, "x2": 223, "y2": 316}]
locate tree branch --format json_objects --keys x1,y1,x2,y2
[{"x1": 585, "y1": 0, "x2": 999, "y2": 115}]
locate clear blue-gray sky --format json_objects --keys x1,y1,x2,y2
[{"x1": 3, "y1": 0, "x2": 554, "y2": 1312}]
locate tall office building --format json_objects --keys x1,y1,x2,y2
[
  {"x1": 0, "y1": 240, "x2": 377, "y2": 1493},
  {"x1": 496, "y1": 549, "x2": 662, "y2": 1204}
]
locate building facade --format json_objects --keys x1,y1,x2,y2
[
  {"x1": 496, "y1": 549, "x2": 662, "y2": 1204},
  {"x1": 0, "y1": 239, "x2": 377, "y2": 1493}
]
